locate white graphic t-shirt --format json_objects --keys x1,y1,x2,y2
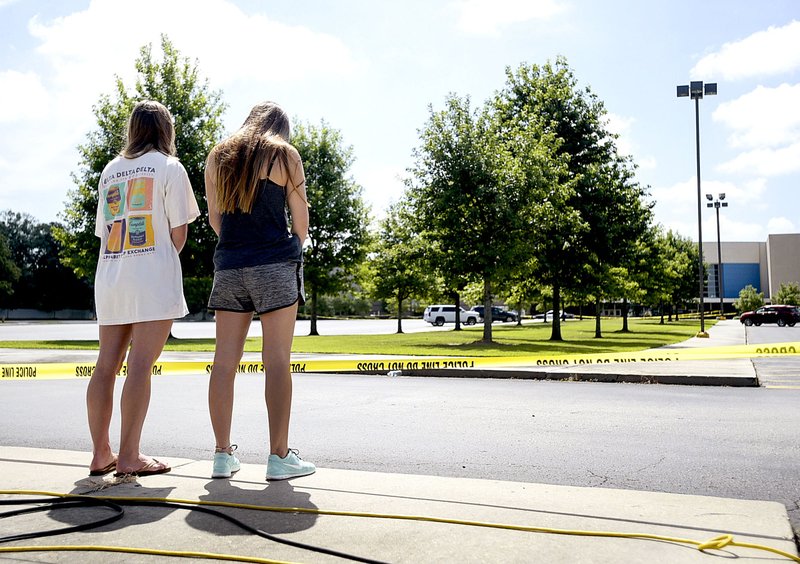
[{"x1": 94, "y1": 150, "x2": 201, "y2": 325}]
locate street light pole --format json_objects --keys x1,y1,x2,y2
[
  {"x1": 677, "y1": 80, "x2": 717, "y2": 338},
  {"x1": 707, "y1": 193, "x2": 728, "y2": 318}
]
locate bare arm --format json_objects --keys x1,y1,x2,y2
[
  {"x1": 285, "y1": 148, "x2": 309, "y2": 243},
  {"x1": 205, "y1": 150, "x2": 222, "y2": 236},
  {"x1": 170, "y1": 223, "x2": 188, "y2": 253}
]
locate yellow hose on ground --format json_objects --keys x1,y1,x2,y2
[
  {"x1": 0, "y1": 545, "x2": 294, "y2": 563},
  {"x1": 1, "y1": 490, "x2": 797, "y2": 563}
]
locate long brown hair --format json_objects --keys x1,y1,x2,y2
[
  {"x1": 212, "y1": 101, "x2": 296, "y2": 214},
  {"x1": 122, "y1": 100, "x2": 176, "y2": 158}
]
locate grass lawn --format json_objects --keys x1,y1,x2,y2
[{"x1": 0, "y1": 317, "x2": 713, "y2": 357}]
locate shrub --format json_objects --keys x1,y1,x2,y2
[
  {"x1": 774, "y1": 282, "x2": 800, "y2": 306},
  {"x1": 734, "y1": 285, "x2": 764, "y2": 313}
]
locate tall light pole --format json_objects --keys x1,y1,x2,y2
[
  {"x1": 677, "y1": 80, "x2": 717, "y2": 337},
  {"x1": 706, "y1": 193, "x2": 728, "y2": 318}
]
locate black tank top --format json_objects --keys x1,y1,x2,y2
[{"x1": 213, "y1": 162, "x2": 302, "y2": 271}]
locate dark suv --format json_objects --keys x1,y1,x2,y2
[
  {"x1": 470, "y1": 306, "x2": 517, "y2": 323},
  {"x1": 739, "y1": 305, "x2": 800, "y2": 327}
]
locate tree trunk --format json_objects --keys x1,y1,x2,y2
[
  {"x1": 482, "y1": 277, "x2": 492, "y2": 343},
  {"x1": 594, "y1": 297, "x2": 602, "y2": 338},
  {"x1": 550, "y1": 283, "x2": 563, "y2": 341},
  {"x1": 396, "y1": 295, "x2": 403, "y2": 334},
  {"x1": 579, "y1": 304, "x2": 583, "y2": 321},
  {"x1": 620, "y1": 297, "x2": 630, "y2": 332},
  {"x1": 453, "y1": 292, "x2": 461, "y2": 331},
  {"x1": 309, "y1": 287, "x2": 319, "y2": 336},
  {"x1": 517, "y1": 299, "x2": 523, "y2": 326},
  {"x1": 659, "y1": 301, "x2": 665, "y2": 325}
]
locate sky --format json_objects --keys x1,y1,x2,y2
[{"x1": 0, "y1": 0, "x2": 798, "y2": 243}]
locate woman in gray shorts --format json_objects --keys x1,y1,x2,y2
[{"x1": 204, "y1": 101, "x2": 315, "y2": 481}]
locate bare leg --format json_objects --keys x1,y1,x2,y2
[
  {"x1": 87, "y1": 324, "x2": 131, "y2": 472},
  {"x1": 208, "y1": 311, "x2": 252, "y2": 450},
  {"x1": 115, "y1": 319, "x2": 172, "y2": 473},
  {"x1": 261, "y1": 302, "x2": 298, "y2": 457}
]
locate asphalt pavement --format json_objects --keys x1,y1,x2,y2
[{"x1": 1, "y1": 320, "x2": 799, "y2": 562}]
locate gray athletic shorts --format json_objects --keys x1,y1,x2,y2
[{"x1": 208, "y1": 262, "x2": 305, "y2": 314}]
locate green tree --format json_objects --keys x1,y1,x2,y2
[
  {"x1": 734, "y1": 284, "x2": 764, "y2": 314},
  {"x1": 774, "y1": 282, "x2": 800, "y2": 306},
  {"x1": 665, "y1": 230, "x2": 701, "y2": 319},
  {"x1": 367, "y1": 202, "x2": 430, "y2": 334},
  {"x1": 517, "y1": 173, "x2": 585, "y2": 341},
  {"x1": 494, "y1": 57, "x2": 654, "y2": 341},
  {"x1": 504, "y1": 278, "x2": 545, "y2": 326},
  {"x1": 292, "y1": 120, "x2": 370, "y2": 336},
  {"x1": 0, "y1": 231, "x2": 20, "y2": 307},
  {"x1": 0, "y1": 211, "x2": 92, "y2": 310},
  {"x1": 55, "y1": 35, "x2": 226, "y2": 296},
  {"x1": 408, "y1": 95, "x2": 527, "y2": 342},
  {"x1": 637, "y1": 226, "x2": 677, "y2": 325},
  {"x1": 592, "y1": 160, "x2": 653, "y2": 333}
]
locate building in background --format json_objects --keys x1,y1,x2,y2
[{"x1": 701, "y1": 233, "x2": 800, "y2": 309}]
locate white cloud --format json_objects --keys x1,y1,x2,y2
[
  {"x1": 28, "y1": 0, "x2": 362, "y2": 92},
  {"x1": 661, "y1": 213, "x2": 766, "y2": 244},
  {"x1": 766, "y1": 216, "x2": 796, "y2": 234},
  {"x1": 713, "y1": 84, "x2": 800, "y2": 149},
  {"x1": 0, "y1": 70, "x2": 50, "y2": 122},
  {"x1": 605, "y1": 112, "x2": 634, "y2": 154},
  {"x1": 352, "y1": 163, "x2": 408, "y2": 222},
  {"x1": 604, "y1": 112, "x2": 656, "y2": 169},
  {"x1": 0, "y1": 0, "x2": 364, "y2": 222},
  {"x1": 451, "y1": 0, "x2": 566, "y2": 35},
  {"x1": 711, "y1": 217, "x2": 767, "y2": 242},
  {"x1": 652, "y1": 177, "x2": 765, "y2": 212},
  {"x1": 717, "y1": 143, "x2": 800, "y2": 176},
  {"x1": 651, "y1": 177, "x2": 698, "y2": 215},
  {"x1": 651, "y1": 178, "x2": 705, "y2": 239},
  {"x1": 691, "y1": 20, "x2": 800, "y2": 80},
  {"x1": 651, "y1": 176, "x2": 769, "y2": 241},
  {"x1": 637, "y1": 156, "x2": 657, "y2": 170},
  {"x1": 0, "y1": 130, "x2": 80, "y2": 221}
]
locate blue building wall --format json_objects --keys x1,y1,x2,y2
[{"x1": 722, "y1": 263, "x2": 760, "y2": 299}]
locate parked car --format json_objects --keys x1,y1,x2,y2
[
  {"x1": 533, "y1": 310, "x2": 575, "y2": 321},
  {"x1": 739, "y1": 305, "x2": 800, "y2": 327},
  {"x1": 470, "y1": 306, "x2": 517, "y2": 323},
  {"x1": 423, "y1": 305, "x2": 479, "y2": 326}
]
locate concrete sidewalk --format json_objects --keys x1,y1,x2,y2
[{"x1": 1, "y1": 446, "x2": 797, "y2": 563}]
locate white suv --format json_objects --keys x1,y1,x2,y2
[{"x1": 423, "y1": 305, "x2": 479, "y2": 326}]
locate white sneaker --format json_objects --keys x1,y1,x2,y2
[
  {"x1": 266, "y1": 449, "x2": 316, "y2": 481},
  {"x1": 211, "y1": 445, "x2": 241, "y2": 479}
]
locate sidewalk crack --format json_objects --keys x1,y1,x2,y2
[{"x1": 634, "y1": 456, "x2": 666, "y2": 473}]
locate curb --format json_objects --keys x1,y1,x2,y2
[{"x1": 341, "y1": 367, "x2": 760, "y2": 386}]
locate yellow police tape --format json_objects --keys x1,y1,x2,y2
[{"x1": 1, "y1": 341, "x2": 799, "y2": 380}]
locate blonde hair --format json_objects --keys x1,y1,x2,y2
[
  {"x1": 212, "y1": 101, "x2": 297, "y2": 214},
  {"x1": 122, "y1": 100, "x2": 176, "y2": 158}
]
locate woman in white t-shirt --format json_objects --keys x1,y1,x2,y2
[{"x1": 88, "y1": 100, "x2": 200, "y2": 477}]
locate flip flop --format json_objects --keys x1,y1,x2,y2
[
  {"x1": 114, "y1": 459, "x2": 171, "y2": 478},
  {"x1": 89, "y1": 460, "x2": 117, "y2": 476}
]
